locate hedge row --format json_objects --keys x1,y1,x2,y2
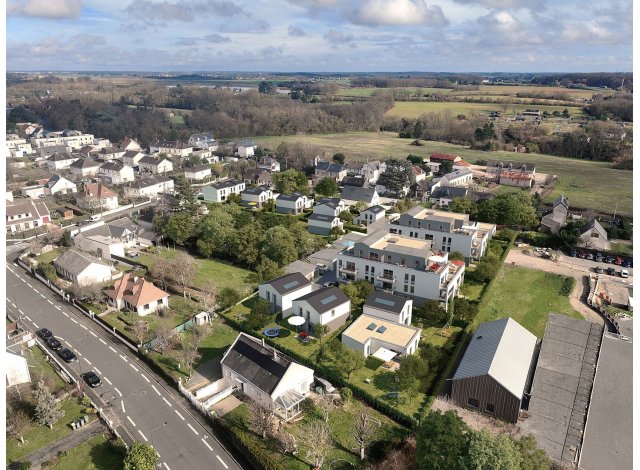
[{"x1": 343, "y1": 224, "x2": 368, "y2": 233}]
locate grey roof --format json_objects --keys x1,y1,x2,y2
[
  {"x1": 453, "y1": 317, "x2": 537, "y2": 398},
  {"x1": 123, "y1": 150, "x2": 144, "y2": 159},
  {"x1": 47, "y1": 152, "x2": 75, "y2": 161},
  {"x1": 277, "y1": 192, "x2": 305, "y2": 202},
  {"x1": 430, "y1": 186, "x2": 468, "y2": 199},
  {"x1": 242, "y1": 187, "x2": 270, "y2": 196},
  {"x1": 342, "y1": 176, "x2": 367, "y2": 187},
  {"x1": 364, "y1": 291, "x2": 409, "y2": 315},
  {"x1": 262, "y1": 272, "x2": 312, "y2": 296},
  {"x1": 361, "y1": 205, "x2": 384, "y2": 215},
  {"x1": 151, "y1": 140, "x2": 190, "y2": 149},
  {"x1": 553, "y1": 195, "x2": 569, "y2": 210},
  {"x1": 185, "y1": 164, "x2": 211, "y2": 173},
  {"x1": 209, "y1": 179, "x2": 243, "y2": 190},
  {"x1": 190, "y1": 133, "x2": 215, "y2": 141},
  {"x1": 127, "y1": 175, "x2": 172, "y2": 189},
  {"x1": 221, "y1": 334, "x2": 292, "y2": 395},
  {"x1": 243, "y1": 168, "x2": 260, "y2": 181},
  {"x1": 316, "y1": 161, "x2": 345, "y2": 173},
  {"x1": 139, "y1": 155, "x2": 163, "y2": 165},
  {"x1": 579, "y1": 219, "x2": 607, "y2": 239},
  {"x1": 238, "y1": 139, "x2": 255, "y2": 147},
  {"x1": 100, "y1": 161, "x2": 126, "y2": 172},
  {"x1": 315, "y1": 198, "x2": 342, "y2": 210},
  {"x1": 53, "y1": 249, "x2": 108, "y2": 276},
  {"x1": 70, "y1": 158, "x2": 101, "y2": 169},
  {"x1": 308, "y1": 213, "x2": 337, "y2": 223},
  {"x1": 443, "y1": 168, "x2": 473, "y2": 179},
  {"x1": 340, "y1": 186, "x2": 377, "y2": 202},
  {"x1": 285, "y1": 260, "x2": 316, "y2": 277},
  {"x1": 293, "y1": 287, "x2": 349, "y2": 313},
  {"x1": 307, "y1": 247, "x2": 342, "y2": 266},
  {"x1": 80, "y1": 220, "x2": 138, "y2": 240}
]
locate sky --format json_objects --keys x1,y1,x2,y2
[{"x1": 5, "y1": 0, "x2": 634, "y2": 72}]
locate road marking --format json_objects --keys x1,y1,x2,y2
[
  {"x1": 104, "y1": 377, "x2": 113, "y2": 386},
  {"x1": 187, "y1": 423, "x2": 199, "y2": 436},
  {"x1": 40, "y1": 293, "x2": 46, "y2": 299},
  {"x1": 10, "y1": 302, "x2": 16, "y2": 308},
  {"x1": 162, "y1": 397, "x2": 172, "y2": 407},
  {"x1": 25, "y1": 315, "x2": 32, "y2": 321},
  {"x1": 90, "y1": 331, "x2": 97, "y2": 337},
  {"x1": 121, "y1": 400, "x2": 125, "y2": 413},
  {"x1": 13, "y1": 262, "x2": 18, "y2": 267},
  {"x1": 140, "y1": 374, "x2": 150, "y2": 383},
  {"x1": 65, "y1": 341, "x2": 73, "y2": 348},
  {"x1": 19, "y1": 309, "x2": 25, "y2": 315},
  {"x1": 47, "y1": 299, "x2": 53, "y2": 305},
  {"x1": 80, "y1": 324, "x2": 88, "y2": 330},
  {"x1": 94, "y1": 367, "x2": 102, "y2": 375},
  {"x1": 84, "y1": 358, "x2": 92, "y2": 365},
  {"x1": 127, "y1": 416, "x2": 136, "y2": 427},
  {"x1": 20, "y1": 278, "x2": 26, "y2": 283},
  {"x1": 174, "y1": 410, "x2": 185, "y2": 421},
  {"x1": 119, "y1": 355, "x2": 128, "y2": 363},
  {"x1": 216, "y1": 455, "x2": 229, "y2": 469},
  {"x1": 99, "y1": 338, "x2": 107, "y2": 345},
  {"x1": 63, "y1": 312, "x2": 69, "y2": 317},
  {"x1": 201, "y1": 438, "x2": 213, "y2": 451},
  {"x1": 55, "y1": 306, "x2": 61, "y2": 310},
  {"x1": 109, "y1": 346, "x2": 117, "y2": 353},
  {"x1": 129, "y1": 363, "x2": 139, "y2": 372},
  {"x1": 115, "y1": 387, "x2": 122, "y2": 396},
  {"x1": 163, "y1": 463, "x2": 171, "y2": 470},
  {"x1": 71, "y1": 318, "x2": 78, "y2": 324},
  {"x1": 138, "y1": 430, "x2": 148, "y2": 442},
  {"x1": 151, "y1": 385, "x2": 161, "y2": 396},
  {"x1": 32, "y1": 322, "x2": 39, "y2": 328}
]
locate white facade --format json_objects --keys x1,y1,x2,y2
[
  {"x1": 20, "y1": 185, "x2": 46, "y2": 199},
  {"x1": 184, "y1": 166, "x2": 212, "y2": 181},
  {"x1": 139, "y1": 158, "x2": 173, "y2": 175},
  {"x1": 45, "y1": 176, "x2": 77, "y2": 196},
  {"x1": 313, "y1": 199, "x2": 346, "y2": 217},
  {"x1": 341, "y1": 315, "x2": 421, "y2": 358},
  {"x1": 202, "y1": 180, "x2": 245, "y2": 203},
  {"x1": 441, "y1": 169, "x2": 473, "y2": 187},
  {"x1": 237, "y1": 144, "x2": 255, "y2": 158},
  {"x1": 363, "y1": 298, "x2": 413, "y2": 325},
  {"x1": 5, "y1": 135, "x2": 32, "y2": 158},
  {"x1": 47, "y1": 154, "x2": 79, "y2": 170},
  {"x1": 259, "y1": 283, "x2": 313, "y2": 314},
  {"x1": 356, "y1": 207, "x2": 386, "y2": 226},
  {"x1": 6, "y1": 352, "x2": 31, "y2": 387},
  {"x1": 307, "y1": 214, "x2": 343, "y2": 236},
  {"x1": 122, "y1": 151, "x2": 146, "y2": 167},
  {"x1": 150, "y1": 142, "x2": 193, "y2": 157},
  {"x1": 100, "y1": 164, "x2": 135, "y2": 184},
  {"x1": 290, "y1": 296, "x2": 351, "y2": 330},
  {"x1": 241, "y1": 188, "x2": 273, "y2": 208},
  {"x1": 275, "y1": 194, "x2": 313, "y2": 215},
  {"x1": 124, "y1": 178, "x2": 174, "y2": 198}
]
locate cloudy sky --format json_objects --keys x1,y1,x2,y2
[{"x1": 6, "y1": 0, "x2": 633, "y2": 72}]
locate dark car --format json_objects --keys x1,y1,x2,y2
[
  {"x1": 36, "y1": 328, "x2": 53, "y2": 340},
  {"x1": 595, "y1": 252, "x2": 603, "y2": 262},
  {"x1": 57, "y1": 348, "x2": 77, "y2": 363},
  {"x1": 607, "y1": 267, "x2": 616, "y2": 276},
  {"x1": 569, "y1": 249, "x2": 577, "y2": 257},
  {"x1": 606, "y1": 256, "x2": 616, "y2": 264},
  {"x1": 595, "y1": 266, "x2": 604, "y2": 274},
  {"x1": 586, "y1": 252, "x2": 594, "y2": 261},
  {"x1": 623, "y1": 259, "x2": 632, "y2": 268},
  {"x1": 46, "y1": 336, "x2": 62, "y2": 350},
  {"x1": 82, "y1": 371, "x2": 102, "y2": 388}
]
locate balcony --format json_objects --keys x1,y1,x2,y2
[
  {"x1": 340, "y1": 265, "x2": 358, "y2": 274},
  {"x1": 376, "y1": 274, "x2": 396, "y2": 283}
]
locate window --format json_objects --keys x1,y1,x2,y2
[
  {"x1": 442, "y1": 236, "x2": 446, "y2": 243},
  {"x1": 448, "y1": 237, "x2": 452, "y2": 244},
  {"x1": 331, "y1": 309, "x2": 336, "y2": 317},
  {"x1": 144, "y1": 303, "x2": 150, "y2": 310},
  {"x1": 467, "y1": 397, "x2": 479, "y2": 409},
  {"x1": 404, "y1": 285, "x2": 408, "y2": 293},
  {"x1": 410, "y1": 286, "x2": 414, "y2": 294},
  {"x1": 405, "y1": 273, "x2": 409, "y2": 282},
  {"x1": 485, "y1": 403, "x2": 495, "y2": 414}
]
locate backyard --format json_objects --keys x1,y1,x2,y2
[{"x1": 50, "y1": 433, "x2": 125, "y2": 470}]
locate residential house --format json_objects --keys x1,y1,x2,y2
[
  {"x1": 69, "y1": 158, "x2": 101, "y2": 179},
  {"x1": 123, "y1": 175, "x2": 174, "y2": 198},
  {"x1": 119, "y1": 137, "x2": 142, "y2": 152},
  {"x1": 46, "y1": 152, "x2": 78, "y2": 171},
  {"x1": 44, "y1": 174, "x2": 77, "y2": 196},
  {"x1": 285, "y1": 260, "x2": 317, "y2": 281},
  {"x1": 6, "y1": 191, "x2": 13, "y2": 202},
  {"x1": 342, "y1": 176, "x2": 368, "y2": 188},
  {"x1": 499, "y1": 171, "x2": 534, "y2": 188},
  {"x1": 202, "y1": 179, "x2": 245, "y2": 203},
  {"x1": 53, "y1": 249, "x2": 114, "y2": 285},
  {"x1": 78, "y1": 145, "x2": 98, "y2": 158},
  {"x1": 184, "y1": 164, "x2": 212, "y2": 181},
  {"x1": 342, "y1": 314, "x2": 421, "y2": 359},
  {"x1": 39, "y1": 144, "x2": 72, "y2": 159},
  {"x1": 149, "y1": 140, "x2": 193, "y2": 157},
  {"x1": 290, "y1": 287, "x2": 351, "y2": 332},
  {"x1": 99, "y1": 161, "x2": 135, "y2": 184},
  {"x1": 363, "y1": 291, "x2": 413, "y2": 326},
  {"x1": 74, "y1": 233, "x2": 124, "y2": 260},
  {"x1": 307, "y1": 213, "x2": 343, "y2": 236},
  {"x1": 244, "y1": 169, "x2": 273, "y2": 187},
  {"x1": 413, "y1": 165, "x2": 427, "y2": 182},
  {"x1": 20, "y1": 185, "x2": 46, "y2": 199},
  {"x1": 92, "y1": 138, "x2": 112, "y2": 149},
  {"x1": 388, "y1": 207, "x2": 496, "y2": 263},
  {"x1": 188, "y1": 133, "x2": 218, "y2": 150},
  {"x1": 220, "y1": 333, "x2": 314, "y2": 420},
  {"x1": 122, "y1": 150, "x2": 146, "y2": 168},
  {"x1": 258, "y1": 272, "x2": 313, "y2": 314},
  {"x1": 6, "y1": 351, "x2": 31, "y2": 387},
  {"x1": 138, "y1": 156, "x2": 173, "y2": 175},
  {"x1": 275, "y1": 193, "x2": 313, "y2": 215},
  {"x1": 337, "y1": 230, "x2": 465, "y2": 309},
  {"x1": 441, "y1": 169, "x2": 473, "y2": 187},
  {"x1": 451, "y1": 317, "x2": 537, "y2": 423},
  {"x1": 96, "y1": 147, "x2": 125, "y2": 161},
  {"x1": 315, "y1": 160, "x2": 347, "y2": 182},
  {"x1": 578, "y1": 219, "x2": 608, "y2": 250},
  {"x1": 341, "y1": 186, "x2": 380, "y2": 207},
  {"x1": 486, "y1": 160, "x2": 536, "y2": 177},
  {"x1": 430, "y1": 153, "x2": 461, "y2": 165},
  {"x1": 76, "y1": 183, "x2": 119, "y2": 211},
  {"x1": 356, "y1": 205, "x2": 386, "y2": 226},
  {"x1": 104, "y1": 273, "x2": 169, "y2": 316},
  {"x1": 5, "y1": 134, "x2": 32, "y2": 158},
  {"x1": 346, "y1": 161, "x2": 382, "y2": 184},
  {"x1": 257, "y1": 156, "x2": 280, "y2": 172},
  {"x1": 237, "y1": 140, "x2": 256, "y2": 158},
  {"x1": 15, "y1": 122, "x2": 41, "y2": 138},
  {"x1": 241, "y1": 187, "x2": 273, "y2": 209},
  {"x1": 6, "y1": 200, "x2": 50, "y2": 233},
  {"x1": 192, "y1": 149, "x2": 218, "y2": 164},
  {"x1": 313, "y1": 198, "x2": 346, "y2": 217},
  {"x1": 429, "y1": 186, "x2": 468, "y2": 208},
  {"x1": 540, "y1": 196, "x2": 569, "y2": 234}
]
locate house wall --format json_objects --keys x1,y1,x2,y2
[
  {"x1": 276, "y1": 197, "x2": 308, "y2": 215},
  {"x1": 313, "y1": 203, "x2": 344, "y2": 217},
  {"x1": 221, "y1": 364, "x2": 274, "y2": 410},
  {"x1": 238, "y1": 146, "x2": 255, "y2": 158},
  {"x1": 136, "y1": 296, "x2": 169, "y2": 316},
  {"x1": 21, "y1": 186, "x2": 46, "y2": 199},
  {"x1": 271, "y1": 362, "x2": 314, "y2": 399},
  {"x1": 74, "y1": 237, "x2": 125, "y2": 260},
  {"x1": 202, "y1": 183, "x2": 245, "y2": 203},
  {"x1": 451, "y1": 375, "x2": 521, "y2": 423},
  {"x1": 102, "y1": 166, "x2": 134, "y2": 184},
  {"x1": 77, "y1": 264, "x2": 113, "y2": 285},
  {"x1": 124, "y1": 181, "x2": 174, "y2": 198},
  {"x1": 356, "y1": 210, "x2": 384, "y2": 226},
  {"x1": 291, "y1": 299, "x2": 350, "y2": 330},
  {"x1": 363, "y1": 302, "x2": 412, "y2": 325},
  {"x1": 259, "y1": 284, "x2": 314, "y2": 313},
  {"x1": 6, "y1": 353, "x2": 31, "y2": 387},
  {"x1": 308, "y1": 218, "x2": 342, "y2": 236},
  {"x1": 185, "y1": 169, "x2": 211, "y2": 180}
]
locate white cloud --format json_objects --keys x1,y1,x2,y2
[
  {"x1": 123, "y1": 0, "x2": 245, "y2": 24},
  {"x1": 288, "y1": 25, "x2": 306, "y2": 37},
  {"x1": 452, "y1": 0, "x2": 546, "y2": 10},
  {"x1": 559, "y1": 21, "x2": 616, "y2": 45},
  {"x1": 350, "y1": 0, "x2": 448, "y2": 26},
  {"x1": 203, "y1": 33, "x2": 231, "y2": 43},
  {"x1": 7, "y1": 0, "x2": 83, "y2": 19}
]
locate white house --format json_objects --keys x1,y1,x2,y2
[
  {"x1": 290, "y1": 287, "x2": 351, "y2": 332},
  {"x1": 5, "y1": 134, "x2": 32, "y2": 158},
  {"x1": 342, "y1": 314, "x2": 421, "y2": 358},
  {"x1": 43, "y1": 175, "x2": 77, "y2": 196},
  {"x1": 313, "y1": 198, "x2": 346, "y2": 217},
  {"x1": 76, "y1": 183, "x2": 119, "y2": 211},
  {"x1": 122, "y1": 150, "x2": 146, "y2": 168},
  {"x1": 241, "y1": 187, "x2": 273, "y2": 209},
  {"x1": 20, "y1": 185, "x2": 46, "y2": 199},
  {"x1": 184, "y1": 164, "x2": 212, "y2": 181},
  {"x1": 99, "y1": 161, "x2": 135, "y2": 184},
  {"x1": 202, "y1": 179, "x2": 245, "y2": 203},
  {"x1": 340, "y1": 186, "x2": 380, "y2": 207},
  {"x1": 275, "y1": 193, "x2": 313, "y2": 215},
  {"x1": 6, "y1": 351, "x2": 31, "y2": 387},
  {"x1": 363, "y1": 291, "x2": 413, "y2": 326},
  {"x1": 257, "y1": 156, "x2": 280, "y2": 172},
  {"x1": 315, "y1": 160, "x2": 347, "y2": 182},
  {"x1": 119, "y1": 137, "x2": 142, "y2": 152},
  {"x1": 307, "y1": 213, "x2": 343, "y2": 236},
  {"x1": 46, "y1": 152, "x2": 79, "y2": 170},
  {"x1": 220, "y1": 333, "x2": 314, "y2": 420},
  {"x1": 74, "y1": 233, "x2": 125, "y2": 260},
  {"x1": 413, "y1": 165, "x2": 427, "y2": 182},
  {"x1": 346, "y1": 161, "x2": 382, "y2": 184},
  {"x1": 237, "y1": 140, "x2": 256, "y2": 158},
  {"x1": 53, "y1": 249, "x2": 114, "y2": 285},
  {"x1": 69, "y1": 158, "x2": 102, "y2": 179},
  {"x1": 104, "y1": 273, "x2": 169, "y2": 316},
  {"x1": 259, "y1": 272, "x2": 313, "y2": 314},
  {"x1": 440, "y1": 169, "x2": 473, "y2": 187},
  {"x1": 188, "y1": 133, "x2": 218, "y2": 150},
  {"x1": 138, "y1": 156, "x2": 173, "y2": 175},
  {"x1": 149, "y1": 140, "x2": 193, "y2": 157},
  {"x1": 123, "y1": 175, "x2": 174, "y2": 198},
  {"x1": 96, "y1": 147, "x2": 125, "y2": 161},
  {"x1": 356, "y1": 205, "x2": 386, "y2": 226},
  {"x1": 6, "y1": 200, "x2": 50, "y2": 233}
]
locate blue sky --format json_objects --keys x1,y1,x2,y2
[{"x1": 6, "y1": 0, "x2": 633, "y2": 72}]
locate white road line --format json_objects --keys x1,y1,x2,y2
[
  {"x1": 127, "y1": 416, "x2": 136, "y2": 427},
  {"x1": 71, "y1": 318, "x2": 78, "y2": 324},
  {"x1": 13, "y1": 262, "x2": 18, "y2": 267},
  {"x1": 201, "y1": 438, "x2": 213, "y2": 451},
  {"x1": 187, "y1": 423, "x2": 199, "y2": 435},
  {"x1": 162, "y1": 397, "x2": 172, "y2": 407},
  {"x1": 10, "y1": 302, "x2": 16, "y2": 308},
  {"x1": 20, "y1": 278, "x2": 27, "y2": 283},
  {"x1": 138, "y1": 430, "x2": 148, "y2": 442},
  {"x1": 129, "y1": 363, "x2": 139, "y2": 372},
  {"x1": 174, "y1": 410, "x2": 185, "y2": 421},
  {"x1": 119, "y1": 355, "x2": 128, "y2": 363},
  {"x1": 151, "y1": 385, "x2": 161, "y2": 396},
  {"x1": 114, "y1": 387, "x2": 122, "y2": 397},
  {"x1": 80, "y1": 324, "x2": 88, "y2": 330},
  {"x1": 163, "y1": 463, "x2": 171, "y2": 470},
  {"x1": 140, "y1": 374, "x2": 150, "y2": 383},
  {"x1": 90, "y1": 331, "x2": 97, "y2": 337},
  {"x1": 65, "y1": 341, "x2": 73, "y2": 348},
  {"x1": 18, "y1": 309, "x2": 25, "y2": 315},
  {"x1": 40, "y1": 293, "x2": 46, "y2": 299},
  {"x1": 121, "y1": 400, "x2": 125, "y2": 413},
  {"x1": 99, "y1": 338, "x2": 107, "y2": 345},
  {"x1": 25, "y1": 315, "x2": 32, "y2": 321},
  {"x1": 109, "y1": 346, "x2": 117, "y2": 353},
  {"x1": 94, "y1": 367, "x2": 102, "y2": 375},
  {"x1": 63, "y1": 312, "x2": 69, "y2": 317},
  {"x1": 104, "y1": 377, "x2": 113, "y2": 386},
  {"x1": 216, "y1": 455, "x2": 229, "y2": 469},
  {"x1": 32, "y1": 322, "x2": 39, "y2": 328},
  {"x1": 84, "y1": 358, "x2": 92, "y2": 365},
  {"x1": 55, "y1": 306, "x2": 61, "y2": 310},
  {"x1": 47, "y1": 299, "x2": 53, "y2": 305}
]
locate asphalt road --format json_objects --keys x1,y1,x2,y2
[{"x1": 5, "y1": 248, "x2": 242, "y2": 470}]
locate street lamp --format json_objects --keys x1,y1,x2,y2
[{"x1": 150, "y1": 421, "x2": 168, "y2": 450}]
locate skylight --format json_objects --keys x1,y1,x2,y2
[
  {"x1": 367, "y1": 323, "x2": 377, "y2": 331},
  {"x1": 283, "y1": 280, "x2": 300, "y2": 289},
  {"x1": 374, "y1": 297, "x2": 396, "y2": 307},
  {"x1": 320, "y1": 294, "x2": 337, "y2": 305},
  {"x1": 376, "y1": 326, "x2": 387, "y2": 334}
]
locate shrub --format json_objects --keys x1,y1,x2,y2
[
  {"x1": 19, "y1": 462, "x2": 32, "y2": 470},
  {"x1": 340, "y1": 386, "x2": 353, "y2": 402},
  {"x1": 494, "y1": 228, "x2": 516, "y2": 241},
  {"x1": 558, "y1": 277, "x2": 575, "y2": 296}
]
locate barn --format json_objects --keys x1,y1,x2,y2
[{"x1": 451, "y1": 317, "x2": 538, "y2": 423}]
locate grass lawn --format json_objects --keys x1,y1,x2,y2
[
  {"x1": 52, "y1": 433, "x2": 125, "y2": 470},
  {"x1": 6, "y1": 398, "x2": 90, "y2": 464},
  {"x1": 385, "y1": 101, "x2": 585, "y2": 119},
  {"x1": 609, "y1": 242, "x2": 633, "y2": 257},
  {"x1": 33, "y1": 248, "x2": 65, "y2": 265},
  {"x1": 476, "y1": 265, "x2": 581, "y2": 338},
  {"x1": 254, "y1": 132, "x2": 632, "y2": 216},
  {"x1": 25, "y1": 346, "x2": 69, "y2": 395}
]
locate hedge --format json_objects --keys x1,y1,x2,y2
[
  {"x1": 214, "y1": 418, "x2": 286, "y2": 470},
  {"x1": 343, "y1": 224, "x2": 367, "y2": 233}
]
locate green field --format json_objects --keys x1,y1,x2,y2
[
  {"x1": 52, "y1": 434, "x2": 125, "y2": 470},
  {"x1": 385, "y1": 101, "x2": 585, "y2": 119},
  {"x1": 475, "y1": 266, "x2": 581, "y2": 338},
  {"x1": 254, "y1": 131, "x2": 632, "y2": 216}
]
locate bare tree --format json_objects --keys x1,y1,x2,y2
[
  {"x1": 178, "y1": 343, "x2": 201, "y2": 378},
  {"x1": 150, "y1": 258, "x2": 172, "y2": 291},
  {"x1": 248, "y1": 400, "x2": 275, "y2": 439},
  {"x1": 277, "y1": 428, "x2": 297, "y2": 455},
  {"x1": 317, "y1": 394, "x2": 334, "y2": 424},
  {"x1": 7, "y1": 408, "x2": 31, "y2": 444},
  {"x1": 131, "y1": 321, "x2": 149, "y2": 346},
  {"x1": 170, "y1": 252, "x2": 197, "y2": 297},
  {"x1": 199, "y1": 280, "x2": 217, "y2": 313},
  {"x1": 353, "y1": 411, "x2": 380, "y2": 460},
  {"x1": 68, "y1": 282, "x2": 103, "y2": 303},
  {"x1": 153, "y1": 326, "x2": 174, "y2": 353},
  {"x1": 304, "y1": 421, "x2": 332, "y2": 469}
]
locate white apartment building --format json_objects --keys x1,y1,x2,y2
[
  {"x1": 5, "y1": 134, "x2": 32, "y2": 158},
  {"x1": 202, "y1": 179, "x2": 245, "y2": 203}
]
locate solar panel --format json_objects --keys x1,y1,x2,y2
[
  {"x1": 376, "y1": 326, "x2": 387, "y2": 334},
  {"x1": 374, "y1": 297, "x2": 396, "y2": 307},
  {"x1": 283, "y1": 280, "x2": 300, "y2": 290},
  {"x1": 320, "y1": 295, "x2": 337, "y2": 305},
  {"x1": 367, "y1": 323, "x2": 377, "y2": 331}
]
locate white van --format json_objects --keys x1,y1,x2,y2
[{"x1": 89, "y1": 215, "x2": 102, "y2": 222}]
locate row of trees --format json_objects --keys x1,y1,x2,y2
[{"x1": 450, "y1": 192, "x2": 539, "y2": 229}]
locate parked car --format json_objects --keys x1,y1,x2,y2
[
  {"x1": 578, "y1": 251, "x2": 587, "y2": 259},
  {"x1": 36, "y1": 328, "x2": 53, "y2": 340},
  {"x1": 607, "y1": 267, "x2": 616, "y2": 276},
  {"x1": 595, "y1": 266, "x2": 604, "y2": 274},
  {"x1": 595, "y1": 252, "x2": 603, "y2": 262},
  {"x1": 569, "y1": 249, "x2": 577, "y2": 257},
  {"x1": 623, "y1": 259, "x2": 632, "y2": 268},
  {"x1": 82, "y1": 371, "x2": 102, "y2": 388},
  {"x1": 586, "y1": 252, "x2": 594, "y2": 261},
  {"x1": 57, "y1": 348, "x2": 77, "y2": 363},
  {"x1": 46, "y1": 336, "x2": 62, "y2": 350},
  {"x1": 615, "y1": 257, "x2": 623, "y2": 266},
  {"x1": 89, "y1": 214, "x2": 102, "y2": 222},
  {"x1": 606, "y1": 256, "x2": 616, "y2": 264},
  {"x1": 621, "y1": 269, "x2": 629, "y2": 278}
]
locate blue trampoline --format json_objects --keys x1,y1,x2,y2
[{"x1": 263, "y1": 327, "x2": 280, "y2": 338}]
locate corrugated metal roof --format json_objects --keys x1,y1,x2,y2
[{"x1": 453, "y1": 317, "x2": 537, "y2": 398}]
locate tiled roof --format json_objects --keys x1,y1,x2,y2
[{"x1": 104, "y1": 273, "x2": 168, "y2": 308}]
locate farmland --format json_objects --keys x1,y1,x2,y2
[
  {"x1": 254, "y1": 131, "x2": 632, "y2": 216},
  {"x1": 385, "y1": 101, "x2": 585, "y2": 119}
]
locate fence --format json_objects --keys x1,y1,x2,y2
[{"x1": 34, "y1": 340, "x2": 76, "y2": 385}]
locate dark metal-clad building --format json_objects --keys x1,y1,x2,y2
[{"x1": 451, "y1": 317, "x2": 538, "y2": 423}]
